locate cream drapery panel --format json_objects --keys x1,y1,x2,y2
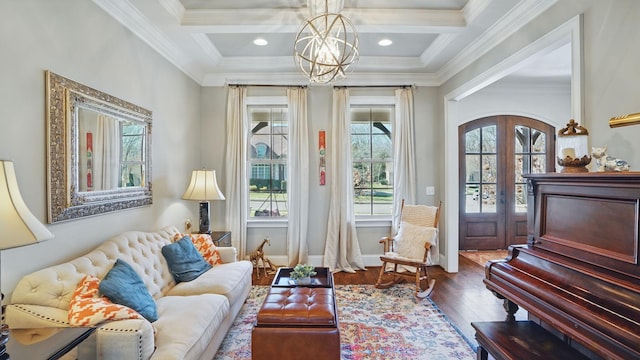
[
  {"x1": 323, "y1": 88, "x2": 365, "y2": 273},
  {"x1": 392, "y1": 88, "x2": 437, "y2": 263},
  {"x1": 286, "y1": 87, "x2": 310, "y2": 265},
  {"x1": 392, "y1": 88, "x2": 417, "y2": 230},
  {"x1": 225, "y1": 86, "x2": 249, "y2": 259},
  {"x1": 94, "y1": 114, "x2": 119, "y2": 190}
]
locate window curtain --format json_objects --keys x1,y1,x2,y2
[
  {"x1": 392, "y1": 88, "x2": 417, "y2": 230},
  {"x1": 323, "y1": 88, "x2": 365, "y2": 273},
  {"x1": 286, "y1": 87, "x2": 310, "y2": 265},
  {"x1": 94, "y1": 114, "x2": 119, "y2": 190},
  {"x1": 225, "y1": 86, "x2": 249, "y2": 259},
  {"x1": 392, "y1": 88, "x2": 438, "y2": 263}
]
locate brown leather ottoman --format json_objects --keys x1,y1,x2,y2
[{"x1": 251, "y1": 287, "x2": 340, "y2": 360}]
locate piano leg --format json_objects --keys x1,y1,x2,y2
[
  {"x1": 503, "y1": 299, "x2": 519, "y2": 322},
  {"x1": 490, "y1": 290, "x2": 520, "y2": 321}
]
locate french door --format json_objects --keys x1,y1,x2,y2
[{"x1": 459, "y1": 116, "x2": 555, "y2": 250}]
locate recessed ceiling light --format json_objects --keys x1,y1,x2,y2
[
  {"x1": 253, "y1": 38, "x2": 268, "y2": 46},
  {"x1": 378, "y1": 39, "x2": 393, "y2": 47}
]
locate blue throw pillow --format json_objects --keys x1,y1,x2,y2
[
  {"x1": 162, "y1": 236, "x2": 212, "y2": 283},
  {"x1": 99, "y1": 259, "x2": 158, "y2": 322}
]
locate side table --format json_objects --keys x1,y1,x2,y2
[
  {"x1": 6, "y1": 327, "x2": 96, "y2": 360},
  {"x1": 210, "y1": 231, "x2": 231, "y2": 247}
]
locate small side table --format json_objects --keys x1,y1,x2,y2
[
  {"x1": 210, "y1": 231, "x2": 231, "y2": 247},
  {"x1": 7, "y1": 327, "x2": 96, "y2": 360}
]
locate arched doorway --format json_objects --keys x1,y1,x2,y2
[{"x1": 458, "y1": 115, "x2": 555, "y2": 250}]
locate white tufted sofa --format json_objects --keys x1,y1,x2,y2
[{"x1": 5, "y1": 226, "x2": 253, "y2": 360}]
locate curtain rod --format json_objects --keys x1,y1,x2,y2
[
  {"x1": 227, "y1": 84, "x2": 307, "y2": 88},
  {"x1": 333, "y1": 85, "x2": 413, "y2": 89}
]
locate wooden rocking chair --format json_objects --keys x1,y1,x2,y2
[{"x1": 375, "y1": 200, "x2": 441, "y2": 298}]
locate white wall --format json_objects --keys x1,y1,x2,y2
[
  {"x1": 459, "y1": 80, "x2": 571, "y2": 127},
  {"x1": 0, "y1": 0, "x2": 202, "y2": 298},
  {"x1": 444, "y1": 0, "x2": 640, "y2": 160},
  {"x1": 440, "y1": 0, "x2": 640, "y2": 271},
  {"x1": 200, "y1": 85, "x2": 442, "y2": 266}
]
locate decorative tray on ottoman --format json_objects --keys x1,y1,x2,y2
[{"x1": 271, "y1": 267, "x2": 333, "y2": 288}]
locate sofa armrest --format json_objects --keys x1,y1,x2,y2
[
  {"x1": 218, "y1": 247, "x2": 237, "y2": 263},
  {"x1": 78, "y1": 319, "x2": 156, "y2": 360},
  {"x1": 5, "y1": 304, "x2": 70, "y2": 328}
]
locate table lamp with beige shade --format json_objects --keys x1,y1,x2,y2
[
  {"x1": 0, "y1": 160, "x2": 54, "y2": 358},
  {"x1": 182, "y1": 169, "x2": 225, "y2": 234}
]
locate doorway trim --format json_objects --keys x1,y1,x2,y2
[{"x1": 442, "y1": 15, "x2": 583, "y2": 272}]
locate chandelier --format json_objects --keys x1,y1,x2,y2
[{"x1": 294, "y1": 0, "x2": 359, "y2": 84}]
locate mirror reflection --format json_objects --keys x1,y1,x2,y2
[
  {"x1": 77, "y1": 108, "x2": 147, "y2": 192},
  {"x1": 46, "y1": 71, "x2": 152, "y2": 223}
]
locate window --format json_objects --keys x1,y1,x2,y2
[
  {"x1": 120, "y1": 121, "x2": 146, "y2": 188},
  {"x1": 248, "y1": 105, "x2": 288, "y2": 218},
  {"x1": 351, "y1": 105, "x2": 394, "y2": 216}
]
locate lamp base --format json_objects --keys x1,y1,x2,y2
[{"x1": 198, "y1": 201, "x2": 211, "y2": 234}]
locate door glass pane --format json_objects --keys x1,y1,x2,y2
[
  {"x1": 515, "y1": 184, "x2": 527, "y2": 213},
  {"x1": 515, "y1": 154, "x2": 525, "y2": 183},
  {"x1": 466, "y1": 155, "x2": 480, "y2": 183},
  {"x1": 532, "y1": 155, "x2": 546, "y2": 173},
  {"x1": 482, "y1": 184, "x2": 497, "y2": 213},
  {"x1": 481, "y1": 126, "x2": 497, "y2": 153},
  {"x1": 482, "y1": 155, "x2": 497, "y2": 182},
  {"x1": 532, "y1": 130, "x2": 545, "y2": 153},
  {"x1": 465, "y1": 128, "x2": 480, "y2": 153},
  {"x1": 515, "y1": 125, "x2": 530, "y2": 153},
  {"x1": 465, "y1": 184, "x2": 480, "y2": 213}
]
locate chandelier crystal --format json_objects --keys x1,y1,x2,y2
[{"x1": 294, "y1": 0, "x2": 359, "y2": 83}]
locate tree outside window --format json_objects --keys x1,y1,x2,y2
[
  {"x1": 248, "y1": 106, "x2": 288, "y2": 217},
  {"x1": 120, "y1": 122, "x2": 145, "y2": 187},
  {"x1": 351, "y1": 106, "x2": 393, "y2": 216}
]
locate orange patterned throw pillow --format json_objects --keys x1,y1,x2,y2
[
  {"x1": 68, "y1": 275, "x2": 143, "y2": 326},
  {"x1": 173, "y1": 233, "x2": 222, "y2": 266}
]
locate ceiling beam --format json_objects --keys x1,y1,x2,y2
[{"x1": 181, "y1": 8, "x2": 466, "y2": 34}]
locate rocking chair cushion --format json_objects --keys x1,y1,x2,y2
[{"x1": 395, "y1": 221, "x2": 437, "y2": 261}]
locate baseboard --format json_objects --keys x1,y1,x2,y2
[{"x1": 251, "y1": 253, "x2": 444, "y2": 269}]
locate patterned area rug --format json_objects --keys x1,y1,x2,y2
[
  {"x1": 459, "y1": 250, "x2": 508, "y2": 268},
  {"x1": 214, "y1": 284, "x2": 476, "y2": 360}
]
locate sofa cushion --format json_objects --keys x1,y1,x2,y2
[
  {"x1": 167, "y1": 261, "x2": 252, "y2": 304},
  {"x1": 173, "y1": 233, "x2": 223, "y2": 266},
  {"x1": 68, "y1": 275, "x2": 143, "y2": 326},
  {"x1": 151, "y1": 294, "x2": 229, "y2": 360},
  {"x1": 99, "y1": 259, "x2": 158, "y2": 322},
  {"x1": 162, "y1": 236, "x2": 212, "y2": 282}
]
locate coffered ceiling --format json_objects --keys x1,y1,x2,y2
[{"x1": 93, "y1": 0, "x2": 563, "y2": 86}]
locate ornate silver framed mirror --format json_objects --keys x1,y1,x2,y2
[{"x1": 46, "y1": 71, "x2": 152, "y2": 223}]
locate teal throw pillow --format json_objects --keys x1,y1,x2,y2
[
  {"x1": 162, "y1": 236, "x2": 212, "y2": 283},
  {"x1": 99, "y1": 259, "x2": 158, "y2": 322}
]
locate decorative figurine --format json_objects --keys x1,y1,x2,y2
[
  {"x1": 249, "y1": 237, "x2": 277, "y2": 278},
  {"x1": 591, "y1": 146, "x2": 630, "y2": 172}
]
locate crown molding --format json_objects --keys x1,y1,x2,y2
[
  {"x1": 93, "y1": 0, "x2": 559, "y2": 88},
  {"x1": 436, "y1": 0, "x2": 558, "y2": 85},
  {"x1": 92, "y1": 0, "x2": 205, "y2": 83}
]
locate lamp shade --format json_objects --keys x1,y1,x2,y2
[
  {"x1": 182, "y1": 170, "x2": 225, "y2": 201},
  {"x1": 0, "y1": 160, "x2": 54, "y2": 249}
]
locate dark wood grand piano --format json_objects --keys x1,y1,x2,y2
[{"x1": 477, "y1": 173, "x2": 640, "y2": 360}]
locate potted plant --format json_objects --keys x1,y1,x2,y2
[{"x1": 289, "y1": 264, "x2": 317, "y2": 285}]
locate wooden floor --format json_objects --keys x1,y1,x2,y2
[{"x1": 252, "y1": 255, "x2": 526, "y2": 347}]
